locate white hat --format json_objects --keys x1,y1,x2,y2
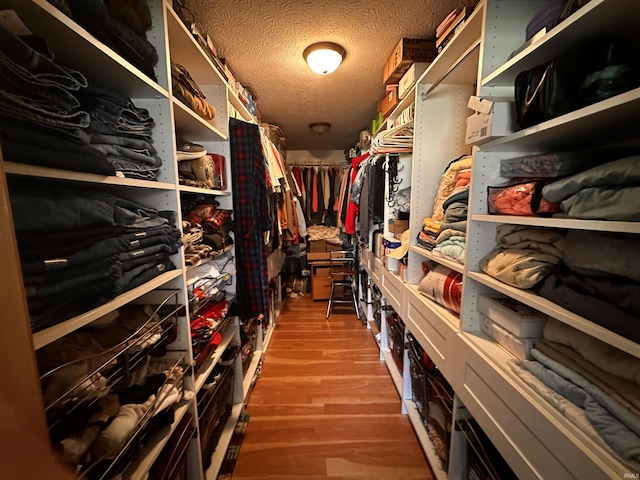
[{"x1": 388, "y1": 229, "x2": 411, "y2": 260}]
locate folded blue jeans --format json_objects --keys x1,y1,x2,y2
[
  {"x1": 0, "y1": 121, "x2": 115, "y2": 176},
  {"x1": 10, "y1": 185, "x2": 168, "y2": 233},
  {"x1": 0, "y1": 90, "x2": 90, "y2": 141},
  {"x1": 88, "y1": 132, "x2": 157, "y2": 154},
  {"x1": 90, "y1": 143, "x2": 162, "y2": 167},
  {"x1": 0, "y1": 24, "x2": 86, "y2": 91}
]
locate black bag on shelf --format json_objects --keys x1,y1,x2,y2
[
  {"x1": 514, "y1": 39, "x2": 637, "y2": 129},
  {"x1": 514, "y1": 50, "x2": 593, "y2": 129}
]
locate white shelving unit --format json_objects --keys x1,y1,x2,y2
[
  {"x1": 360, "y1": 1, "x2": 640, "y2": 478},
  {"x1": 0, "y1": 0, "x2": 269, "y2": 478}
]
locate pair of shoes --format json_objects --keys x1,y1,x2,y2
[{"x1": 177, "y1": 140, "x2": 206, "y2": 160}]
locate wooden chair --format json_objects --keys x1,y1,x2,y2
[{"x1": 325, "y1": 250, "x2": 359, "y2": 319}]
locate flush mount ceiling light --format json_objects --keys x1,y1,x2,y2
[
  {"x1": 309, "y1": 122, "x2": 331, "y2": 135},
  {"x1": 303, "y1": 42, "x2": 345, "y2": 75}
]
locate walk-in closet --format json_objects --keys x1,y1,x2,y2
[{"x1": 1, "y1": 0, "x2": 639, "y2": 479}]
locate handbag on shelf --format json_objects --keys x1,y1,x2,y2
[
  {"x1": 514, "y1": 39, "x2": 637, "y2": 129},
  {"x1": 514, "y1": 49, "x2": 594, "y2": 129}
]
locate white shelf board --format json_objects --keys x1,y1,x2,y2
[
  {"x1": 467, "y1": 271, "x2": 640, "y2": 360},
  {"x1": 388, "y1": 88, "x2": 416, "y2": 123},
  {"x1": 172, "y1": 99, "x2": 227, "y2": 141},
  {"x1": 165, "y1": 4, "x2": 256, "y2": 125},
  {"x1": 381, "y1": 348, "x2": 403, "y2": 397},
  {"x1": 410, "y1": 245, "x2": 464, "y2": 274},
  {"x1": 404, "y1": 399, "x2": 449, "y2": 480},
  {"x1": 178, "y1": 184, "x2": 231, "y2": 196},
  {"x1": 471, "y1": 214, "x2": 640, "y2": 235},
  {"x1": 165, "y1": 5, "x2": 225, "y2": 86},
  {"x1": 194, "y1": 325, "x2": 237, "y2": 393},
  {"x1": 3, "y1": 0, "x2": 168, "y2": 98},
  {"x1": 261, "y1": 323, "x2": 275, "y2": 354},
  {"x1": 3, "y1": 162, "x2": 176, "y2": 190},
  {"x1": 205, "y1": 402, "x2": 244, "y2": 480},
  {"x1": 228, "y1": 91, "x2": 255, "y2": 123},
  {"x1": 406, "y1": 284, "x2": 460, "y2": 331},
  {"x1": 420, "y1": 40, "x2": 480, "y2": 102},
  {"x1": 32, "y1": 270, "x2": 182, "y2": 349},
  {"x1": 478, "y1": 87, "x2": 640, "y2": 153},
  {"x1": 243, "y1": 352, "x2": 262, "y2": 400},
  {"x1": 419, "y1": 1, "x2": 484, "y2": 87},
  {"x1": 482, "y1": 0, "x2": 636, "y2": 88},
  {"x1": 124, "y1": 401, "x2": 191, "y2": 480}
]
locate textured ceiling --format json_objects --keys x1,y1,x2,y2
[{"x1": 186, "y1": 0, "x2": 476, "y2": 151}]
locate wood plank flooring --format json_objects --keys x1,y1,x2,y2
[{"x1": 231, "y1": 295, "x2": 434, "y2": 480}]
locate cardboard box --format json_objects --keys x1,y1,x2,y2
[
  {"x1": 307, "y1": 251, "x2": 329, "y2": 261},
  {"x1": 384, "y1": 38, "x2": 437, "y2": 85},
  {"x1": 389, "y1": 218, "x2": 409, "y2": 236},
  {"x1": 465, "y1": 96, "x2": 515, "y2": 144},
  {"x1": 326, "y1": 242, "x2": 343, "y2": 252},
  {"x1": 377, "y1": 86, "x2": 399, "y2": 117},
  {"x1": 398, "y1": 62, "x2": 430, "y2": 99},
  {"x1": 308, "y1": 239, "x2": 327, "y2": 253}
]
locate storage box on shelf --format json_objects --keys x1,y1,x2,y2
[{"x1": 384, "y1": 38, "x2": 437, "y2": 85}]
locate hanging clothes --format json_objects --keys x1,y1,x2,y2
[
  {"x1": 229, "y1": 119, "x2": 271, "y2": 321},
  {"x1": 358, "y1": 161, "x2": 371, "y2": 237},
  {"x1": 370, "y1": 157, "x2": 385, "y2": 224},
  {"x1": 344, "y1": 153, "x2": 370, "y2": 234}
]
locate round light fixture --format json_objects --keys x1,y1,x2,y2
[
  {"x1": 303, "y1": 42, "x2": 345, "y2": 75},
  {"x1": 309, "y1": 122, "x2": 331, "y2": 135}
]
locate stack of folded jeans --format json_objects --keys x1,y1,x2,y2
[
  {"x1": 0, "y1": 25, "x2": 118, "y2": 176},
  {"x1": 171, "y1": 60, "x2": 216, "y2": 120},
  {"x1": 10, "y1": 184, "x2": 182, "y2": 332},
  {"x1": 80, "y1": 83, "x2": 162, "y2": 180},
  {"x1": 50, "y1": 0, "x2": 159, "y2": 81}
]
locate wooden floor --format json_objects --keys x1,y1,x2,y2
[{"x1": 231, "y1": 295, "x2": 434, "y2": 480}]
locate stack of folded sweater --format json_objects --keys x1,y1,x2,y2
[
  {"x1": 417, "y1": 155, "x2": 471, "y2": 260},
  {"x1": 535, "y1": 230, "x2": 640, "y2": 343},
  {"x1": 171, "y1": 60, "x2": 216, "y2": 120},
  {"x1": 479, "y1": 225, "x2": 565, "y2": 289},
  {"x1": 480, "y1": 225, "x2": 640, "y2": 344},
  {"x1": 511, "y1": 318, "x2": 640, "y2": 471},
  {"x1": 541, "y1": 154, "x2": 640, "y2": 221},
  {"x1": 432, "y1": 169, "x2": 470, "y2": 263},
  {"x1": 11, "y1": 185, "x2": 181, "y2": 331}
]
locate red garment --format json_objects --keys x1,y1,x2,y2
[
  {"x1": 292, "y1": 167, "x2": 305, "y2": 201},
  {"x1": 344, "y1": 153, "x2": 369, "y2": 234},
  {"x1": 312, "y1": 168, "x2": 319, "y2": 212}
]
